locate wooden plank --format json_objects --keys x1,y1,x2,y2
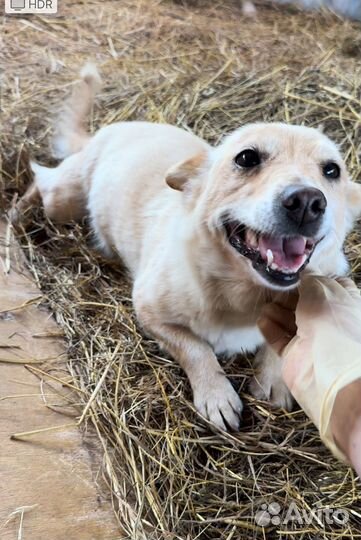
[{"x1": 0, "y1": 219, "x2": 121, "y2": 540}]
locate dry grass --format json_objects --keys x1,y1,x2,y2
[{"x1": 2, "y1": 0, "x2": 361, "y2": 538}]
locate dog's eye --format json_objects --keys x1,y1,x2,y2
[
  {"x1": 234, "y1": 149, "x2": 261, "y2": 168},
  {"x1": 323, "y1": 162, "x2": 340, "y2": 180}
]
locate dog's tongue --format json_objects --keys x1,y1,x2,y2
[{"x1": 258, "y1": 234, "x2": 307, "y2": 271}]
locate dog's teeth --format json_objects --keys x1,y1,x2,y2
[{"x1": 266, "y1": 249, "x2": 274, "y2": 267}]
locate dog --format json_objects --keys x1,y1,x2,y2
[
  {"x1": 242, "y1": 0, "x2": 361, "y2": 20},
  {"x1": 14, "y1": 65, "x2": 361, "y2": 431}
]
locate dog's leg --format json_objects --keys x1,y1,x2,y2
[
  {"x1": 12, "y1": 156, "x2": 89, "y2": 224},
  {"x1": 136, "y1": 310, "x2": 243, "y2": 431},
  {"x1": 31, "y1": 160, "x2": 89, "y2": 222},
  {"x1": 249, "y1": 344, "x2": 294, "y2": 410}
]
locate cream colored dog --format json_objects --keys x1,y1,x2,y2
[{"x1": 15, "y1": 65, "x2": 361, "y2": 431}]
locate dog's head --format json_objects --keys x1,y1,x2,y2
[{"x1": 166, "y1": 123, "x2": 361, "y2": 290}]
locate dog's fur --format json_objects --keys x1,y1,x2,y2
[{"x1": 15, "y1": 66, "x2": 361, "y2": 431}]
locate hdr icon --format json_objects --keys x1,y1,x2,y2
[
  {"x1": 28, "y1": 0, "x2": 54, "y2": 8},
  {"x1": 5, "y1": 0, "x2": 58, "y2": 13}
]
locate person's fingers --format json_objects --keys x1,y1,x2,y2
[
  {"x1": 260, "y1": 303, "x2": 297, "y2": 336},
  {"x1": 258, "y1": 316, "x2": 293, "y2": 356},
  {"x1": 336, "y1": 277, "x2": 361, "y2": 300},
  {"x1": 299, "y1": 275, "x2": 361, "y2": 314},
  {"x1": 258, "y1": 303, "x2": 297, "y2": 356},
  {"x1": 299, "y1": 273, "x2": 325, "y2": 298},
  {"x1": 273, "y1": 289, "x2": 299, "y2": 311},
  {"x1": 297, "y1": 274, "x2": 337, "y2": 318}
]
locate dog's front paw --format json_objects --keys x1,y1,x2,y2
[
  {"x1": 193, "y1": 374, "x2": 243, "y2": 431},
  {"x1": 249, "y1": 372, "x2": 294, "y2": 411},
  {"x1": 250, "y1": 345, "x2": 294, "y2": 411}
]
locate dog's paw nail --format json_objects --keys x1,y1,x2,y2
[
  {"x1": 249, "y1": 377, "x2": 269, "y2": 401},
  {"x1": 249, "y1": 376, "x2": 294, "y2": 411},
  {"x1": 194, "y1": 375, "x2": 243, "y2": 432}
]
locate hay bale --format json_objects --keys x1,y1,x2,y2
[{"x1": 2, "y1": 1, "x2": 361, "y2": 537}]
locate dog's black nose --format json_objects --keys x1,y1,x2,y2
[{"x1": 281, "y1": 186, "x2": 326, "y2": 228}]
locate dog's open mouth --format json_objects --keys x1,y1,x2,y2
[{"x1": 224, "y1": 221, "x2": 317, "y2": 287}]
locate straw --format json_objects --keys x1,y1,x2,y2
[{"x1": 2, "y1": 1, "x2": 361, "y2": 537}]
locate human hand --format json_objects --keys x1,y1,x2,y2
[
  {"x1": 258, "y1": 275, "x2": 361, "y2": 469},
  {"x1": 257, "y1": 291, "x2": 298, "y2": 359}
]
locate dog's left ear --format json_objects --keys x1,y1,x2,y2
[
  {"x1": 346, "y1": 180, "x2": 361, "y2": 228},
  {"x1": 165, "y1": 151, "x2": 208, "y2": 192}
]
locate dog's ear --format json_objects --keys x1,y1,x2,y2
[
  {"x1": 165, "y1": 151, "x2": 208, "y2": 192},
  {"x1": 346, "y1": 180, "x2": 361, "y2": 228}
]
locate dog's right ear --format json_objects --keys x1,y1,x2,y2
[{"x1": 165, "y1": 151, "x2": 208, "y2": 192}]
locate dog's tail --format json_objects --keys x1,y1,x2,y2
[{"x1": 52, "y1": 63, "x2": 102, "y2": 159}]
